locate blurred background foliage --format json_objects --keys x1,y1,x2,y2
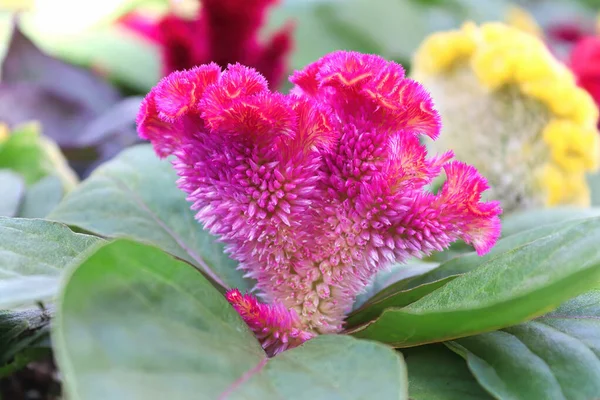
[
  {"x1": 0, "y1": 0, "x2": 598, "y2": 186},
  {"x1": 0, "y1": 0, "x2": 594, "y2": 92}
]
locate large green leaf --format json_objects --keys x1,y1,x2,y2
[
  {"x1": 50, "y1": 144, "x2": 252, "y2": 292},
  {"x1": 449, "y1": 289, "x2": 600, "y2": 400},
  {"x1": 347, "y1": 217, "x2": 600, "y2": 346},
  {"x1": 0, "y1": 170, "x2": 24, "y2": 217},
  {"x1": 346, "y1": 217, "x2": 590, "y2": 329},
  {"x1": 404, "y1": 216, "x2": 592, "y2": 291},
  {"x1": 0, "y1": 217, "x2": 102, "y2": 308},
  {"x1": 55, "y1": 239, "x2": 408, "y2": 400},
  {"x1": 403, "y1": 344, "x2": 492, "y2": 400}
]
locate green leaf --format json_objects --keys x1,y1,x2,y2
[
  {"x1": 403, "y1": 344, "x2": 492, "y2": 400},
  {"x1": 55, "y1": 239, "x2": 408, "y2": 400},
  {"x1": 0, "y1": 307, "x2": 52, "y2": 377},
  {"x1": 449, "y1": 288, "x2": 600, "y2": 400},
  {"x1": 401, "y1": 216, "x2": 595, "y2": 291},
  {"x1": 0, "y1": 170, "x2": 24, "y2": 217},
  {"x1": 0, "y1": 217, "x2": 102, "y2": 308},
  {"x1": 501, "y1": 206, "x2": 600, "y2": 238},
  {"x1": 352, "y1": 262, "x2": 440, "y2": 311},
  {"x1": 18, "y1": 175, "x2": 64, "y2": 218},
  {"x1": 50, "y1": 144, "x2": 252, "y2": 291},
  {"x1": 347, "y1": 266, "x2": 450, "y2": 328},
  {"x1": 266, "y1": 335, "x2": 407, "y2": 399},
  {"x1": 0, "y1": 122, "x2": 77, "y2": 190},
  {"x1": 346, "y1": 217, "x2": 589, "y2": 329},
  {"x1": 347, "y1": 217, "x2": 600, "y2": 346}
]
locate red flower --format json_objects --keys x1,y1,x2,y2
[
  {"x1": 569, "y1": 36, "x2": 600, "y2": 126},
  {"x1": 120, "y1": 0, "x2": 293, "y2": 89}
]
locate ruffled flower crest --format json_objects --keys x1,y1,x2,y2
[{"x1": 137, "y1": 51, "x2": 502, "y2": 355}]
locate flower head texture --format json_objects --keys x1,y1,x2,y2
[
  {"x1": 137, "y1": 51, "x2": 501, "y2": 354},
  {"x1": 413, "y1": 22, "x2": 600, "y2": 213},
  {"x1": 121, "y1": 0, "x2": 292, "y2": 89}
]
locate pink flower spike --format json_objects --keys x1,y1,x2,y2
[
  {"x1": 137, "y1": 51, "x2": 502, "y2": 343},
  {"x1": 226, "y1": 289, "x2": 315, "y2": 356}
]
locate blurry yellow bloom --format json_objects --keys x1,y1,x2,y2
[
  {"x1": 412, "y1": 22, "x2": 600, "y2": 212},
  {"x1": 412, "y1": 26, "x2": 476, "y2": 75},
  {"x1": 540, "y1": 165, "x2": 590, "y2": 207}
]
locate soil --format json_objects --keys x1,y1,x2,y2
[{"x1": 0, "y1": 358, "x2": 61, "y2": 400}]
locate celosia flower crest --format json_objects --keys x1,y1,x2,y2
[{"x1": 137, "y1": 51, "x2": 501, "y2": 355}]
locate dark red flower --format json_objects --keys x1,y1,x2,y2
[
  {"x1": 547, "y1": 22, "x2": 588, "y2": 45},
  {"x1": 120, "y1": 0, "x2": 293, "y2": 89}
]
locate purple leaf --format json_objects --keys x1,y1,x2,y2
[
  {"x1": 2, "y1": 24, "x2": 121, "y2": 113},
  {"x1": 0, "y1": 24, "x2": 146, "y2": 175},
  {"x1": 0, "y1": 83, "x2": 93, "y2": 147},
  {"x1": 78, "y1": 96, "x2": 142, "y2": 147}
]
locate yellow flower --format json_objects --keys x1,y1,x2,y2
[{"x1": 412, "y1": 22, "x2": 600, "y2": 212}]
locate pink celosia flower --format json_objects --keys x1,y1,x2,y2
[
  {"x1": 137, "y1": 51, "x2": 502, "y2": 355},
  {"x1": 120, "y1": 0, "x2": 292, "y2": 89}
]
